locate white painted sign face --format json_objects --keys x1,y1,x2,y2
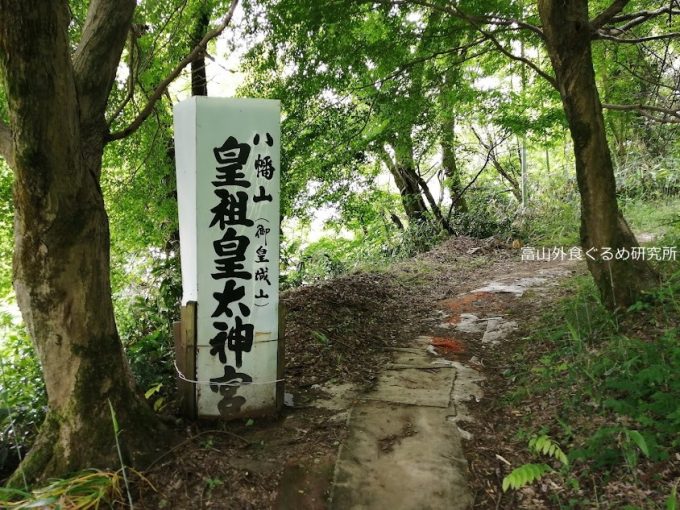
[{"x1": 174, "y1": 97, "x2": 280, "y2": 418}]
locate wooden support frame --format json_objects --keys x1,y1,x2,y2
[
  {"x1": 173, "y1": 301, "x2": 197, "y2": 419},
  {"x1": 276, "y1": 303, "x2": 287, "y2": 412}
]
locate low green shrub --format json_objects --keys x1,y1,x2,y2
[{"x1": 0, "y1": 309, "x2": 45, "y2": 477}]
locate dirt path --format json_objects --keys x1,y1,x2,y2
[
  {"x1": 326, "y1": 256, "x2": 575, "y2": 509},
  {"x1": 137, "y1": 237, "x2": 580, "y2": 509}
]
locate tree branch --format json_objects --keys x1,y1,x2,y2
[
  {"x1": 0, "y1": 119, "x2": 14, "y2": 168},
  {"x1": 602, "y1": 102, "x2": 680, "y2": 122},
  {"x1": 366, "y1": 1, "x2": 554, "y2": 88},
  {"x1": 590, "y1": 0, "x2": 632, "y2": 30},
  {"x1": 384, "y1": 0, "x2": 557, "y2": 88},
  {"x1": 106, "y1": 0, "x2": 240, "y2": 143},
  {"x1": 476, "y1": 28, "x2": 557, "y2": 89},
  {"x1": 351, "y1": 36, "x2": 486, "y2": 93},
  {"x1": 446, "y1": 147, "x2": 493, "y2": 219},
  {"x1": 372, "y1": 0, "x2": 545, "y2": 39},
  {"x1": 596, "y1": 31, "x2": 680, "y2": 43},
  {"x1": 72, "y1": 0, "x2": 137, "y2": 126},
  {"x1": 606, "y1": 4, "x2": 679, "y2": 24}
]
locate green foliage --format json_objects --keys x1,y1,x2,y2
[
  {"x1": 521, "y1": 183, "x2": 580, "y2": 247},
  {"x1": 396, "y1": 220, "x2": 449, "y2": 258},
  {"x1": 0, "y1": 311, "x2": 45, "y2": 475},
  {"x1": 453, "y1": 190, "x2": 517, "y2": 239},
  {"x1": 588, "y1": 330, "x2": 680, "y2": 455},
  {"x1": 516, "y1": 265, "x2": 680, "y2": 491},
  {"x1": 0, "y1": 161, "x2": 13, "y2": 296},
  {"x1": 115, "y1": 254, "x2": 181, "y2": 399},
  {"x1": 502, "y1": 434, "x2": 569, "y2": 493},
  {"x1": 0, "y1": 468, "x2": 148, "y2": 509},
  {"x1": 107, "y1": 400, "x2": 134, "y2": 509},
  {"x1": 528, "y1": 435, "x2": 569, "y2": 466},
  {"x1": 668, "y1": 482, "x2": 679, "y2": 510},
  {"x1": 616, "y1": 154, "x2": 680, "y2": 199},
  {"x1": 621, "y1": 198, "x2": 680, "y2": 242},
  {"x1": 310, "y1": 330, "x2": 330, "y2": 346},
  {"x1": 502, "y1": 463, "x2": 552, "y2": 492},
  {"x1": 280, "y1": 217, "x2": 448, "y2": 288}
]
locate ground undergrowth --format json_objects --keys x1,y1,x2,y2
[{"x1": 465, "y1": 206, "x2": 680, "y2": 509}]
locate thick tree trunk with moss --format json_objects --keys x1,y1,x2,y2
[
  {"x1": 538, "y1": 0, "x2": 658, "y2": 310},
  {"x1": 0, "y1": 0, "x2": 163, "y2": 485}
]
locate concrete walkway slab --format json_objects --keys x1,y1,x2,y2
[
  {"x1": 361, "y1": 348, "x2": 456, "y2": 408},
  {"x1": 330, "y1": 402, "x2": 473, "y2": 510}
]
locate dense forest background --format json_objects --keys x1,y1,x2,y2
[{"x1": 0, "y1": 0, "x2": 679, "y2": 507}]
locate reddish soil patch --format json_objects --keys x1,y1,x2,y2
[
  {"x1": 441, "y1": 292, "x2": 491, "y2": 324},
  {"x1": 430, "y1": 336, "x2": 466, "y2": 353}
]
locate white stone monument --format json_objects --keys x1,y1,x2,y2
[{"x1": 174, "y1": 97, "x2": 280, "y2": 418}]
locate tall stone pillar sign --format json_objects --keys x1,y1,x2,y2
[{"x1": 173, "y1": 97, "x2": 281, "y2": 419}]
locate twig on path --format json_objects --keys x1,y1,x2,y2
[{"x1": 145, "y1": 429, "x2": 251, "y2": 470}]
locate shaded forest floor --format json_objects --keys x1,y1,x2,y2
[{"x1": 127, "y1": 234, "x2": 680, "y2": 509}]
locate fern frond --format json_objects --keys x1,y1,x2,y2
[
  {"x1": 528, "y1": 434, "x2": 569, "y2": 465},
  {"x1": 502, "y1": 463, "x2": 552, "y2": 492}
]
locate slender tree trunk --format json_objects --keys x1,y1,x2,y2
[
  {"x1": 378, "y1": 144, "x2": 429, "y2": 224},
  {"x1": 394, "y1": 165, "x2": 429, "y2": 223},
  {"x1": 166, "y1": 2, "x2": 213, "y2": 253},
  {"x1": 471, "y1": 127, "x2": 521, "y2": 201},
  {"x1": 538, "y1": 0, "x2": 658, "y2": 310},
  {"x1": 190, "y1": 1, "x2": 211, "y2": 97},
  {"x1": 414, "y1": 172, "x2": 454, "y2": 234},
  {"x1": 0, "y1": 0, "x2": 162, "y2": 485},
  {"x1": 441, "y1": 115, "x2": 468, "y2": 213}
]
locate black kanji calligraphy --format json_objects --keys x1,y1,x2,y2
[
  {"x1": 209, "y1": 322, "x2": 229, "y2": 364},
  {"x1": 255, "y1": 267, "x2": 271, "y2": 286},
  {"x1": 213, "y1": 136, "x2": 251, "y2": 166},
  {"x1": 253, "y1": 185, "x2": 273, "y2": 203},
  {"x1": 210, "y1": 189, "x2": 254, "y2": 229},
  {"x1": 227, "y1": 316, "x2": 254, "y2": 368},
  {"x1": 255, "y1": 289, "x2": 269, "y2": 299},
  {"x1": 253, "y1": 132, "x2": 274, "y2": 147},
  {"x1": 255, "y1": 224, "x2": 270, "y2": 246},
  {"x1": 255, "y1": 245, "x2": 269, "y2": 263},
  {"x1": 213, "y1": 137, "x2": 251, "y2": 186},
  {"x1": 213, "y1": 228, "x2": 251, "y2": 280},
  {"x1": 213, "y1": 227, "x2": 249, "y2": 256},
  {"x1": 212, "y1": 257, "x2": 252, "y2": 280},
  {"x1": 209, "y1": 364, "x2": 252, "y2": 393},
  {"x1": 255, "y1": 155, "x2": 275, "y2": 180},
  {"x1": 210, "y1": 365, "x2": 253, "y2": 418},
  {"x1": 212, "y1": 280, "x2": 250, "y2": 317},
  {"x1": 213, "y1": 165, "x2": 250, "y2": 188}
]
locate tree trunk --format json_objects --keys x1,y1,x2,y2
[
  {"x1": 166, "y1": 2, "x2": 213, "y2": 253},
  {"x1": 413, "y1": 172, "x2": 454, "y2": 234},
  {"x1": 377, "y1": 144, "x2": 429, "y2": 224},
  {"x1": 0, "y1": 0, "x2": 163, "y2": 485},
  {"x1": 190, "y1": 1, "x2": 212, "y2": 97},
  {"x1": 441, "y1": 115, "x2": 468, "y2": 213},
  {"x1": 394, "y1": 165, "x2": 429, "y2": 223},
  {"x1": 538, "y1": 0, "x2": 658, "y2": 310}
]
